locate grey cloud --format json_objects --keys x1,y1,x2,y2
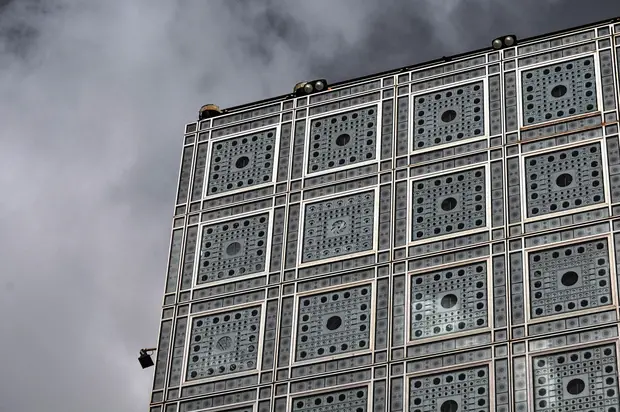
[
  {"x1": 0, "y1": 0, "x2": 41, "y2": 60},
  {"x1": 0, "y1": 1, "x2": 618, "y2": 411},
  {"x1": 307, "y1": 1, "x2": 620, "y2": 82}
]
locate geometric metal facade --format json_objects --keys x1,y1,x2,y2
[
  {"x1": 206, "y1": 128, "x2": 277, "y2": 195},
  {"x1": 150, "y1": 17, "x2": 620, "y2": 412},
  {"x1": 410, "y1": 261, "x2": 489, "y2": 339},
  {"x1": 295, "y1": 283, "x2": 373, "y2": 361},
  {"x1": 196, "y1": 213, "x2": 270, "y2": 285},
  {"x1": 527, "y1": 238, "x2": 612, "y2": 319},
  {"x1": 524, "y1": 143, "x2": 605, "y2": 217},
  {"x1": 531, "y1": 344, "x2": 619, "y2": 412},
  {"x1": 521, "y1": 56, "x2": 598, "y2": 126},
  {"x1": 408, "y1": 366, "x2": 490, "y2": 411},
  {"x1": 307, "y1": 106, "x2": 378, "y2": 174},
  {"x1": 186, "y1": 305, "x2": 262, "y2": 381},
  {"x1": 412, "y1": 80, "x2": 486, "y2": 150},
  {"x1": 300, "y1": 190, "x2": 376, "y2": 263},
  {"x1": 411, "y1": 167, "x2": 487, "y2": 240}
]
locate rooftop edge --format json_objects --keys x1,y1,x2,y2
[{"x1": 204, "y1": 15, "x2": 620, "y2": 118}]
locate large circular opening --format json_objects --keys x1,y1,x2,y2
[
  {"x1": 440, "y1": 400, "x2": 459, "y2": 412},
  {"x1": 561, "y1": 271, "x2": 579, "y2": 287},
  {"x1": 226, "y1": 242, "x2": 242, "y2": 256},
  {"x1": 441, "y1": 197, "x2": 458, "y2": 211},
  {"x1": 235, "y1": 156, "x2": 250, "y2": 168},
  {"x1": 441, "y1": 110, "x2": 457, "y2": 123},
  {"x1": 336, "y1": 133, "x2": 351, "y2": 146},
  {"x1": 551, "y1": 84, "x2": 568, "y2": 98},
  {"x1": 330, "y1": 220, "x2": 347, "y2": 235},
  {"x1": 441, "y1": 294, "x2": 458, "y2": 309},
  {"x1": 216, "y1": 336, "x2": 233, "y2": 351},
  {"x1": 326, "y1": 315, "x2": 342, "y2": 330},
  {"x1": 566, "y1": 378, "x2": 586, "y2": 395},
  {"x1": 556, "y1": 173, "x2": 573, "y2": 187}
]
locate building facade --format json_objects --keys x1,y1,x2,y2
[{"x1": 149, "y1": 18, "x2": 620, "y2": 412}]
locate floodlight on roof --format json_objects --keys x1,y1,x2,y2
[
  {"x1": 293, "y1": 79, "x2": 329, "y2": 97},
  {"x1": 491, "y1": 34, "x2": 518, "y2": 49},
  {"x1": 198, "y1": 104, "x2": 223, "y2": 120}
]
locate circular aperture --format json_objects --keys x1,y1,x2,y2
[
  {"x1": 330, "y1": 220, "x2": 347, "y2": 235},
  {"x1": 441, "y1": 400, "x2": 459, "y2": 412},
  {"x1": 441, "y1": 110, "x2": 457, "y2": 123},
  {"x1": 566, "y1": 378, "x2": 586, "y2": 395},
  {"x1": 326, "y1": 315, "x2": 342, "y2": 330},
  {"x1": 441, "y1": 294, "x2": 458, "y2": 309},
  {"x1": 441, "y1": 197, "x2": 458, "y2": 211},
  {"x1": 551, "y1": 84, "x2": 568, "y2": 98},
  {"x1": 336, "y1": 133, "x2": 351, "y2": 146},
  {"x1": 216, "y1": 336, "x2": 233, "y2": 351},
  {"x1": 561, "y1": 271, "x2": 579, "y2": 287},
  {"x1": 235, "y1": 156, "x2": 250, "y2": 168},
  {"x1": 556, "y1": 173, "x2": 573, "y2": 187},
  {"x1": 226, "y1": 242, "x2": 242, "y2": 256}
]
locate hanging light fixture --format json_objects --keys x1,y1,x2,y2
[{"x1": 138, "y1": 348, "x2": 157, "y2": 369}]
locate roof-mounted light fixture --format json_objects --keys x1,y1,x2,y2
[
  {"x1": 293, "y1": 79, "x2": 328, "y2": 97},
  {"x1": 198, "y1": 104, "x2": 223, "y2": 120},
  {"x1": 492, "y1": 34, "x2": 517, "y2": 50}
]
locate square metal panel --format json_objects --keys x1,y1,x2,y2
[
  {"x1": 185, "y1": 304, "x2": 263, "y2": 382},
  {"x1": 294, "y1": 283, "x2": 373, "y2": 362},
  {"x1": 408, "y1": 366, "x2": 491, "y2": 411},
  {"x1": 523, "y1": 142, "x2": 605, "y2": 218},
  {"x1": 291, "y1": 386, "x2": 369, "y2": 412},
  {"x1": 531, "y1": 344, "x2": 619, "y2": 411},
  {"x1": 411, "y1": 167, "x2": 488, "y2": 242},
  {"x1": 409, "y1": 261, "x2": 489, "y2": 340},
  {"x1": 300, "y1": 189, "x2": 377, "y2": 264},
  {"x1": 196, "y1": 212, "x2": 271, "y2": 286},
  {"x1": 305, "y1": 105, "x2": 380, "y2": 175},
  {"x1": 520, "y1": 55, "x2": 599, "y2": 126},
  {"x1": 412, "y1": 80, "x2": 486, "y2": 151},
  {"x1": 205, "y1": 127, "x2": 278, "y2": 196},
  {"x1": 526, "y1": 237, "x2": 613, "y2": 319}
]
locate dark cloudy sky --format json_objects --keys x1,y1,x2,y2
[{"x1": 0, "y1": 1, "x2": 618, "y2": 411}]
